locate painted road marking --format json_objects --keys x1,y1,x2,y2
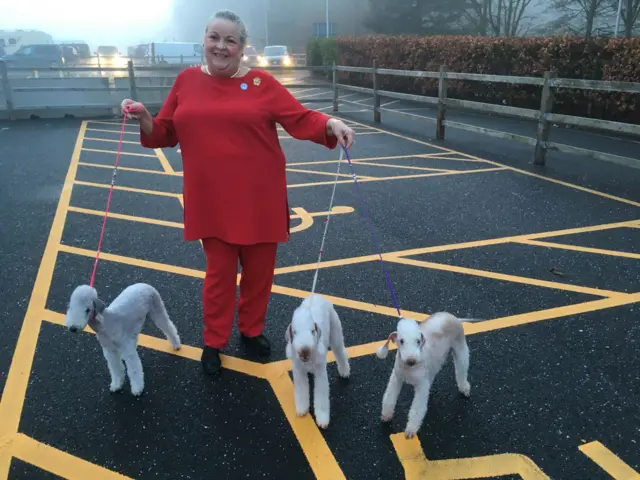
[
  {"x1": 337, "y1": 115, "x2": 640, "y2": 209},
  {"x1": 66, "y1": 205, "x2": 355, "y2": 235},
  {"x1": 391, "y1": 433, "x2": 551, "y2": 479},
  {"x1": 516, "y1": 238, "x2": 640, "y2": 260},
  {"x1": 579, "y1": 441, "x2": 640, "y2": 479},
  {"x1": 3, "y1": 114, "x2": 640, "y2": 479}
]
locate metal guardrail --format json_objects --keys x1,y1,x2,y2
[
  {"x1": 1, "y1": 57, "x2": 638, "y2": 168},
  {"x1": 332, "y1": 63, "x2": 640, "y2": 169},
  {"x1": 0, "y1": 60, "x2": 330, "y2": 117}
]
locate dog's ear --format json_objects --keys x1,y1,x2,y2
[
  {"x1": 93, "y1": 298, "x2": 106, "y2": 314},
  {"x1": 284, "y1": 323, "x2": 293, "y2": 343},
  {"x1": 376, "y1": 331, "x2": 397, "y2": 359},
  {"x1": 314, "y1": 322, "x2": 322, "y2": 342}
]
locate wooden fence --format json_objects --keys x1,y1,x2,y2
[{"x1": 331, "y1": 63, "x2": 640, "y2": 169}]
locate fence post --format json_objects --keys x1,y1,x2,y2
[
  {"x1": 127, "y1": 60, "x2": 138, "y2": 101},
  {"x1": 332, "y1": 62, "x2": 338, "y2": 112},
  {"x1": 533, "y1": 71, "x2": 556, "y2": 166},
  {"x1": 0, "y1": 61, "x2": 15, "y2": 120},
  {"x1": 436, "y1": 65, "x2": 448, "y2": 140},
  {"x1": 373, "y1": 60, "x2": 381, "y2": 123}
]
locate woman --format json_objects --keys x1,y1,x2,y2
[{"x1": 120, "y1": 10, "x2": 355, "y2": 376}]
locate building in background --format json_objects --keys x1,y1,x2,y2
[
  {"x1": 170, "y1": 0, "x2": 370, "y2": 53},
  {"x1": 0, "y1": 29, "x2": 54, "y2": 55}
]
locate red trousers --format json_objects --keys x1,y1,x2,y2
[{"x1": 201, "y1": 237, "x2": 278, "y2": 349}]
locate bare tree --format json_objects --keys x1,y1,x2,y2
[
  {"x1": 552, "y1": 0, "x2": 610, "y2": 36},
  {"x1": 465, "y1": 0, "x2": 536, "y2": 36},
  {"x1": 610, "y1": 0, "x2": 640, "y2": 36}
]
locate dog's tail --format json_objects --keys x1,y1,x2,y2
[{"x1": 149, "y1": 288, "x2": 181, "y2": 350}]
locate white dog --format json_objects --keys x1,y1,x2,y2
[
  {"x1": 376, "y1": 312, "x2": 472, "y2": 438},
  {"x1": 64, "y1": 283, "x2": 181, "y2": 396},
  {"x1": 285, "y1": 294, "x2": 350, "y2": 429}
]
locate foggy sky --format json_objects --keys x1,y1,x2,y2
[{"x1": 0, "y1": 0, "x2": 174, "y2": 51}]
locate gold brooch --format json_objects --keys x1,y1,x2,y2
[{"x1": 253, "y1": 77, "x2": 261, "y2": 87}]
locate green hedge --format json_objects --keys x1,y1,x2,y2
[{"x1": 307, "y1": 35, "x2": 640, "y2": 123}]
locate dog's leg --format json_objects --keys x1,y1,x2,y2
[
  {"x1": 122, "y1": 347, "x2": 144, "y2": 396},
  {"x1": 452, "y1": 336, "x2": 471, "y2": 397},
  {"x1": 292, "y1": 363, "x2": 310, "y2": 417},
  {"x1": 381, "y1": 370, "x2": 403, "y2": 422},
  {"x1": 329, "y1": 309, "x2": 350, "y2": 378},
  {"x1": 102, "y1": 346, "x2": 125, "y2": 393},
  {"x1": 149, "y1": 293, "x2": 181, "y2": 350},
  {"x1": 313, "y1": 362, "x2": 330, "y2": 429},
  {"x1": 404, "y1": 380, "x2": 431, "y2": 439}
]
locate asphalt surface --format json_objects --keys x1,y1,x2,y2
[{"x1": 1, "y1": 85, "x2": 640, "y2": 480}]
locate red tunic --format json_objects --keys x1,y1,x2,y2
[{"x1": 139, "y1": 67, "x2": 338, "y2": 244}]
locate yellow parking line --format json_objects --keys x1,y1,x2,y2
[
  {"x1": 68, "y1": 206, "x2": 184, "y2": 228},
  {"x1": 386, "y1": 256, "x2": 626, "y2": 298},
  {"x1": 42, "y1": 310, "x2": 268, "y2": 379},
  {"x1": 86, "y1": 127, "x2": 138, "y2": 135},
  {"x1": 78, "y1": 162, "x2": 180, "y2": 176},
  {"x1": 391, "y1": 433, "x2": 550, "y2": 479},
  {"x1": 353, "y1": 161, "x2": 455, "y2": 173},
  {"x1": 155, "y1": 149, "x2": 175, "y2": 174},
  {"x1": 82, "y1": 147, "x2": 157, "y2": 158},
  {"x1": 338, "y1": 116, "x2": 640, "y2": 208},
  {"x1": 579, "y1": 441, "x2": 639, "y2": 479},
  {"x1": 287, "y1": 167, "x2": 375, "y2": 179},
  {"x1": 84, "y1": 137, "x2": 140, "y2": 145},
  {"x1": 73, "y1": 181, "x2": 180, "y2": 198},
  {"x1": 516, "y1": 239, "x2": 640, "y2": 260},
  {"x1": 10, "y1": 433, "x2": 131, "y2": 479}
]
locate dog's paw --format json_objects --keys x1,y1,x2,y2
[
  {"x1": 404, "y1": 429, "x2": 417, "y2": 439},
  {"x1": 315, "y1": 411, "x2": 330, "y2": 429},
  {"x1": 131, "y1": 385, "x2": 144, "y2": 397},
  {"x1": 381, "y1": 413, "x2": 393, "y2": 423},
  {"x1": 296, "y1": 407, "x2": 309, "y2": 417},
  {"x1": 337, "y1": 365, "x2": 350, "y2": 379},
  {"x1": 109, "y1": 382, "x2": 124, "y2": 393},
  {"x1": 459, "y1": 381, "x2": 471, "y2": 398}
]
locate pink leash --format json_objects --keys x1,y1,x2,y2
[{"x1": 89, "y1": 103, "x2": 145, "y2": 287}]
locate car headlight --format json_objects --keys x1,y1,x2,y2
[
  {"x1": 283, "y1": 55, "x2": 292, "y2": 66},
  {"x1": 242, "y1": 54, "x2": 248, "y2": 61},
  {"x1": 259, "y1": 57, "x2": 268, "y2": 66}
]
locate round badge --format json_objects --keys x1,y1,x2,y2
[{"x1": 240, "y1": 83, "x2": 248, "y2": 90}]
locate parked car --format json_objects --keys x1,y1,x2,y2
[
  {"x1": 242, "y1": 45, "x2": 260, "y2": 66},
  {"x1": 259, "y1": 45, "x2": 294, "y2": 67},
  {"x1": 1, "y1": 43, "x2": 65, "y2": 68}
]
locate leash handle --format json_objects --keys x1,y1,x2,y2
[{"x1": 341, "y1": 145, "x2": 403, "y2": 318}]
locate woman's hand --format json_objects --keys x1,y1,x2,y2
[
  {"x1": 120, "y1": 99, "x2": 150, "y2": 121},
  {"x1": 120, "y1": 99, "x2": 154, "y2": 135},
  {"x1": 327, "y1": 118, "x2": 355, "y2": 149}
]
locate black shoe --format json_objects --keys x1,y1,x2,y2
[
  {"x1": 240, "y1": 334, "x2": 271, "y2": 357},
  {"x1": 201, "y1": 346, "x2": 222, "y2": 375}
]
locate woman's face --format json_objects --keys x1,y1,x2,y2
[{"x1": 203, "y1": 18, "x2": 244, "y2": 76}]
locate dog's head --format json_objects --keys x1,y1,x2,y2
[
  {"x1": 376, "y1": 318, "x2": 425, "y2": 367},
  {"x1": 64, "y1": 284, "x2": 106, "y2": 333},
  {"x1": 285, "y1": 306, "x2": 322, "y2": 363}
]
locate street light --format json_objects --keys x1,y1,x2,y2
[
  {"x1": 264, "y1": 0, "x2": 269, "y2": 46},
  {"x1": 326, "y1": 0, "x2": 330, "y2": 37}
]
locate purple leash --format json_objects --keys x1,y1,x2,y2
[{"x1": 341, "y1": 144, "x2": 402, "y2": 318}]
